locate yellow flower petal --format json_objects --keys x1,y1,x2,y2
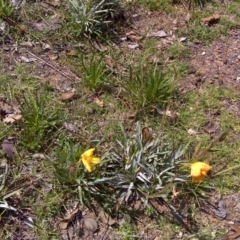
[
  {"x1": 82, "y1": 148, "x2": 95, "y2": 158},
  {"x1": 80, "y1": 148, "x2": 101, "y2": 172},
  {"x1": 81, "y1": 158, "x2": 93, "y2": 172},
  {"x1": 190, "y1": 162, "x2": 211, "y2": 183},
  {"x1": 91, "y1": 157, "x2": 101, "y2": 164}
]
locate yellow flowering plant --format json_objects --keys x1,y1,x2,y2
[
  {"x1": 54, "y1": 143, "x2": 115, "y2": 209},
  {"x1": 183, "y1": 131, "x2": 228, "y2": 183}
]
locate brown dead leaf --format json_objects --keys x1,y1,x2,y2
[
  {"x1": 42, "y1": 42, "x2": 51, "y2": 51},
  {"x1": 134, "y1": 200, "x2": 142, "y2": 211},
  {"x1": 222, "y1": 224, "x2": 240, "y2": 240},
  {"x1": 0, "y1": 100, "x2": 21, "y2": 123},
  {"x1": 99, "y1": 212, "x2": 116, "y2": 226},
  {"x1": 202, "y1": 120, "x2": 219, "y2": 134},
  {"x1": 0, "y1": 102, "x2": 14, "y2": 114},
  {"x1": 3, "y1": 114, "x2": 22, "y2": 123},
  {"x1": 126, "y1": 30, "x2": 137, "y2": 36},
  {"x1": 49, "y1": 54, "x2": 59, "y2": 60},
  {"x1": 93, "y1": 41, "x2": 107, "y2": 52},
  {"x1": 142, "y1": 127, "x2": 153, "y2": 146},
  {"x1": 93, "y1": 96, "x2": 104, "y2": 108},
  {"x1": 66, "y1": 49, "x2": 78, "y2": 56},
  {"x1": 59, "y1": 209, "x2": 80, "y2": 230},
  {"x1": 105, "y1": 57, "x2": 115, "y2": 69},
  {"x1": 45, "y1": 0, "x2": 61, "y2": 7},
  {"x1": 59, "y1": 92, "x2": 75, "y2": 101},
  {"x1": 126, "y1": 30, "x2": 143, "y2": 41},
  {"x1": 201, "y1": 14, "x2": 220, "y2": 25}
]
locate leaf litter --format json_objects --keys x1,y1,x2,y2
[
  {"x1": 0, "y1": 99, "x2": 22, "y2": 123},
  {"x1": 58, "y1": 92, "x2": 75, "y2": 101}
]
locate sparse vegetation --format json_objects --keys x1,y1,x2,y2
[{"x1": 0, "y1": 0, "x2": 240, "y2": 239}]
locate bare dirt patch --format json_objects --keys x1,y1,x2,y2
[{"x1": 180, "y1": 29, "x2": 240, "y2": 94}]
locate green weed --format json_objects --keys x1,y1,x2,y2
[
  {"x1": 0, "y1": 0, "x2": 14, "y2": 18},
  {"x1": 125, "y1": 65, "x2": 176, "y2": 111},
  {"x1": 81, "y1": 53, "x2": 108, "y2": 90},
  {"x1": 19, "y1": 92, "x2": 64, "y2": 151},
  {"x1": 167, "y1": 44, "x2": 189, "y2": 59},
  {"x1": 111, "y1": 221, "x2": 137, "y2": 240}
]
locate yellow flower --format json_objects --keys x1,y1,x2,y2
[
  {"x1": 190, "y1": 162, "x2": 212, "y2": 183},
  {"x1": 80, "y1": 148, "x2": 100, "y2": 172}
]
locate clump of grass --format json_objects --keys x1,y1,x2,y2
[
  {"x1": 66, "y1": 0, "x2": 122, "y2": 38},
  {"x1": 0, "y1": 0, "x2": 14, "y2": 19},
  {"x1": 125, "y1": 65, "x2": 176, "y2": 111},
  {"x1": 80, "y1": 53, "x2": 108, "y2": 90},
  {"x1": 19, "y1": 92, "x2": 64, "y2": 151}
]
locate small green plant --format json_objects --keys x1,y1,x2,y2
[
  {"x1": 112, "y1": 221, "x2": 137, "y2": 240},
  {"x1": 20, "y1": 92, "x2": 63, "y2": 151},
  {"x1": 167, "y1": 44, "x2": 189, "y2": 59},
  {"x1": 66, "y1": 0, "x2": 121, "y2": 38},
  {"x1": 0, "y1": 0, "x2": 14, "y2": 18},
  {"x1": 81, "y1": 53, "x2": 107, "y2": 90},
  {"x1": 126, "y1": 65, "x2": 176, "y2": 111}
]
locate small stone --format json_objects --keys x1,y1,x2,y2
[
  {"x1": 202, "y1": 51, "x2": 206, "y2": 55},
  {"x1": 8, "y1": 66, "x2": 14, "y2": 71}
]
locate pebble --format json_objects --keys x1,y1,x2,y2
[{"x1": 8, "y1": 65, "x2": 14, "y2": 71}]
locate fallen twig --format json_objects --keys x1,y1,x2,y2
[{"x1": 25, "y1": 50, "x2": 76, "y2": 82}]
